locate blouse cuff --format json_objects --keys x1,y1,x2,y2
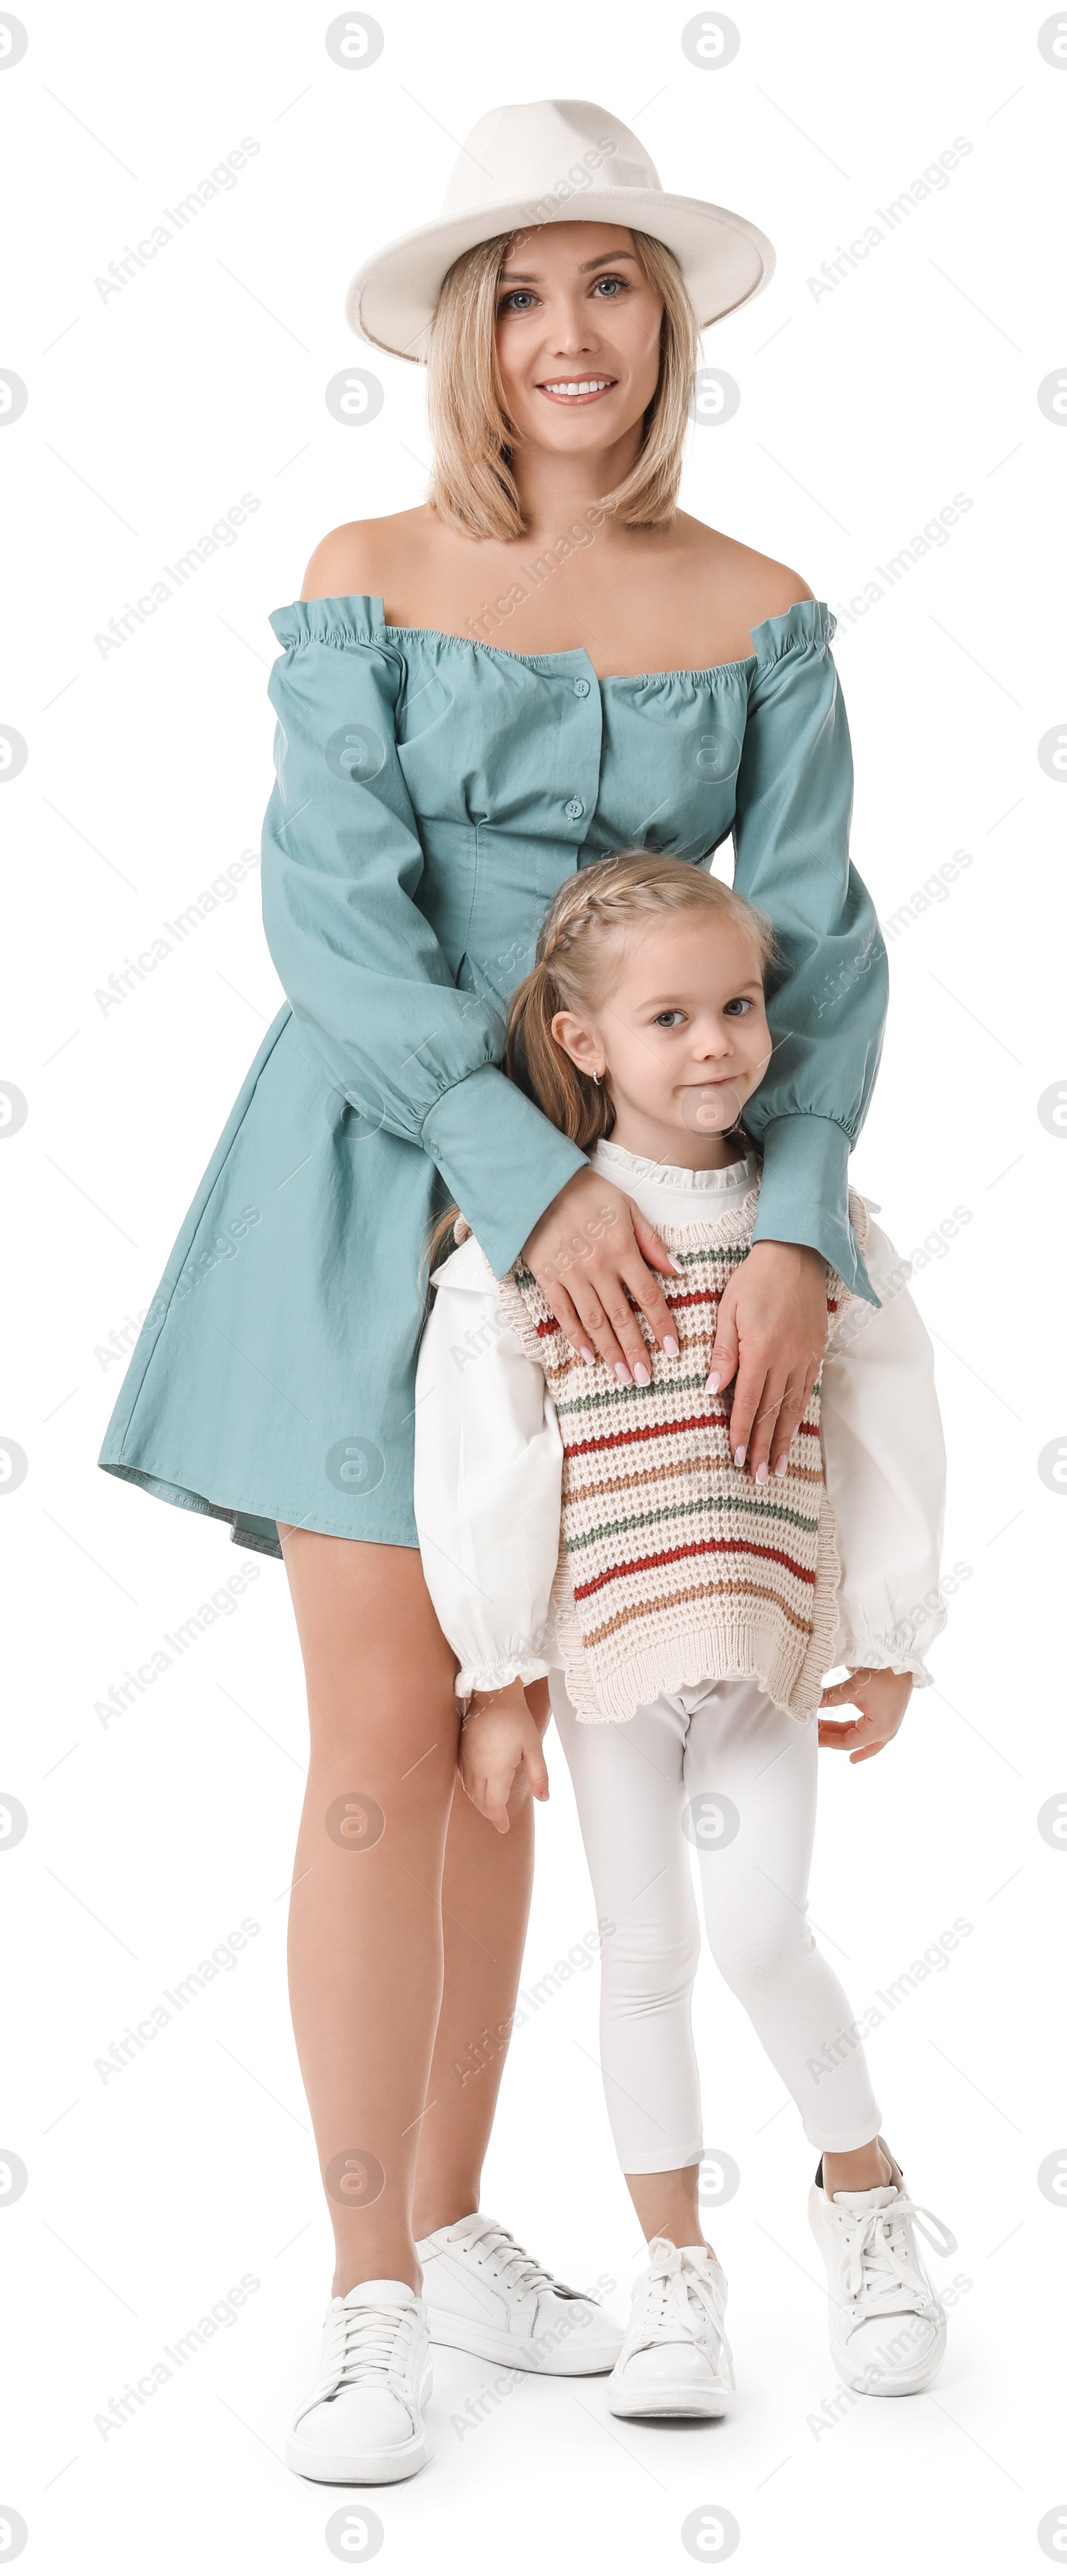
[
  {"x1": 752, "y1": 1115, "x2": 878, "y2": 1306},
  {"x1": 420, "y1": 1067, "x2": 586, "y2": 1279},
  {"x1": 838, "y1": 1654, "x2": 934, "y2": 1688},
  {"x1": 456, "y1": 1655, "x2": 552, "y2": 1698}
]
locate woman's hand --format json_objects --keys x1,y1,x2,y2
[
  {"x1": 710, "y1": 1240, "x2": 830, "y2": 1479},
  {"x1": 459, "y1": 1680, "x2": 550, "y2": 1833},
  {"x1": 818, "y1": 1668, "x2": 912, "y2": 1762},
  {"x1": 521, "y1": 1168, "x2": 680, "y2": 1385}
]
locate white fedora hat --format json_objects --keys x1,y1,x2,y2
[{"x1": 346, "y1": 97, "x2": 775, "y2": 362}]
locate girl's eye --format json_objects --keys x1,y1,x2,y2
[
  {"x1": 653, "y1": 1009, "x2": 686, "y2": 1029},
  {"x1": 591, "y1": 274, "x2": 628, "y2": 296},
  {"x1": 723, "y1": 997, "x2": 754, "y2": 1017}
]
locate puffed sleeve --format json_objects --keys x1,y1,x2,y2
[
  {"x1": 820, "y1": 1214, "x2": 947, "y2": 1682},
  {"x1": 412, "y1": 1236, "x2": 564, "y2": 1694},
  {"x1": 260, "y1": 599, "x2": 586, "y2": 1277},
  {"x1": 731, "y1": 601, "x2": 887, "y2": 1304}
]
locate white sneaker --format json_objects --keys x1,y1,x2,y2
[
  {"x1": 415, "y1": 2213, "x2": 624, "y2": 2374},
  {"x1": 285, "y1": 2280, "x2": 431, "y2": 2483},
  {"x1": 808, "y1": 2144, "x2": 958, "y2": 2395},
  {"x1": 607, "y1": 2240, "x2": 734, "y2": 2421}
]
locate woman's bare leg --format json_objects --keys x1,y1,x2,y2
[
  {"x1": 411, "y1": 1770, "x2": 536, "y2": 2238},
  {"x1": 279, "y1": 1527, "x2": 536, "y2": 2296}
]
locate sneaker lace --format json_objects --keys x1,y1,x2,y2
[
  {"x1": 635, "y1": 2246, "x2": 727, "y2": 2360},
  {"x1": 838, "y1": 2194, "x2": 957, "y2": 2307},
  {"x1": 330, "y1": 2301, "x2": 416, "y2": 2390},
  {"x1": 458, "y1": 2218, "x2": 582, "y2": 2301}
]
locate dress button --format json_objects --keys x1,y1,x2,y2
[
  {"x1": 573, "y1": 678, "x2": 590, "y2": 696},
  {"x1": 565, "y1": 797, "x2": 585, "y2": 820}
]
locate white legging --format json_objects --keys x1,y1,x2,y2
[{"x1": 550, "y1": 1670, "x2": 881, "y2": 2169}]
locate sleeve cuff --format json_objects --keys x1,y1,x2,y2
[
  {"x1": 421, "y1": 1067, "x2": 587, "y2": 1279},
  {"x1": 752, "y1": 1115, "x2": 878, "y2": 1306},
  {"x1": 834, "y1": 1654, "x2": 934, "y2": 1686},
  {"x1": 456, "y1": 1656, "x2": 552, "y2": 1696}
]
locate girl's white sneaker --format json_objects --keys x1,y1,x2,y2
[
  {"x1": 808, "y1": 2147, "x2": 958, "y2": 2395},
  {"x1": 285, "y1": 2280, "x2": 431, "y2": 2483},
  {"x1": 607, "y1": 2239, "x2": 734, "y2": 2420}
]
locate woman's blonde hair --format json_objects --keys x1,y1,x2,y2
[
  {"x1": 427, "y1": 854, "x2": 776, "y2": 1275},
  {"x1": 425, "y1": 227, "x2": 700, "y2": 540}
]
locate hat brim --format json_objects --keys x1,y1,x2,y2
[{"x1": 345, "y1": 190, "x2": 775, "y2": 362}]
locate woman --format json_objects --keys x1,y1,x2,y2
[{"x1": 99, "y1": 98, "x2": 887, "y2": 2484}]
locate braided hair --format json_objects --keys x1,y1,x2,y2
[
  {"x1": 425, "y1": 850, "x2": 776, "y2": 1281},
  {"x1": 507, "y1": 850, "x2": 776, "y2": 1149}
]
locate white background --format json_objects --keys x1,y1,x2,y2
[{"x1": 1, "y1": 3, "x2": 1063, "y2": 2570}]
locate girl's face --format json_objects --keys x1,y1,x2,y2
[
  {"x1": 493, "y1": 221, "x2": 664, "y2": 459},
  {"x1": 552, "y1": 913, "x2": 774, "y2": 1169}
]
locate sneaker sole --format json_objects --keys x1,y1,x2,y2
[
  {"x1": 425, "y1": 2308, "x2": 620, "y2": 2375},
  {"x1": 608, "y1": 2381, "x2": 733, "y2": 2421},
  {"x1": 284, "y1": 2425, "x2": 430, "y2": 2483},
  {"x1": 285, "y1": 2370, "x2": 432, "y2": 2483}
]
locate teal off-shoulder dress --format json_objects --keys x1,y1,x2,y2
[{"x1": 98, "y1": 594, "x2": 886, "y2": 1559}]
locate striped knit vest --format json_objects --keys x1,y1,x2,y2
[{"x1": 494, "y1": 1185, "x2": 866, "y2": 1724}]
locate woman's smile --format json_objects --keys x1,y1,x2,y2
[{"x1": 535, "y1": 375, "x2": 619, "y2": 404}]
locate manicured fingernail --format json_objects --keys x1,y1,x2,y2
[
  {"x1": 734, "y1": 1445, "x2": 747, "y2": 1469},
  {"x1": 664, "y1": 1335, "x2": 680, "y2": 1357},
  {"x1": 667, "y1": 1256, "x2": 684, "y2": 1275},
  {"x1": 614, "y1": 1363, "x2": 632, "y2": 1385},
  {"x1": 774, "y1": 1453, "x2": 788, "y2": 1476},
  {"x1": 705, "y1": 1371, "x2": 720, "y2": 1394},
  {"x1": 755, "y1": 1461, "x2": 768, "y2": 1485},
  {"x1": 580, "y1": 1345, "x2": 596, "y2": 1364},
  {"x1": 633, "y1": 1362, "x2": 651, "y2": 1385}
]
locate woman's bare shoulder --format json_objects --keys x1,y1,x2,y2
[
  {"x1": 300, "y1": 508, "x2": 431, "y2": 602},
  {"x1": 675, "y1": 514, "x2": 816, "y2": 641}
]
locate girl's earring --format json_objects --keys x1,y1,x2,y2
[{"x1": 592, "y1": 1069, "x2": 601, "y2": 1086}]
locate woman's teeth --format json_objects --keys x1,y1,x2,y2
[{"x1": 539, "y1": 378, "x2": 614, "y2": 397}]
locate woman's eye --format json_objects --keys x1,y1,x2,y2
[
  {"x1": 498, "y1": 289, "x2": 538, "y2": 313},
  {"x1": 723, "y1": 997, "x2": 754, "y2": 1017},
  {"x1": 654, "y1": 1010, "x2": 686, "y2": 1029},
  {"x1": 591, "y1": 275, "x2": 628, "y2": 297}
]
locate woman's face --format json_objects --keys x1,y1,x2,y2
[{"x1": 493, "y1": 221, "x2": 664, "y2": 457}]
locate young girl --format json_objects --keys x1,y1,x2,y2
[{"x1": 413, "y1": 852, "x2": 958, "y2": 2421}]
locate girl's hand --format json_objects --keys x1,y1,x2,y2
[
  {"x1": 710, "y1": 1240, "x2": 829, "y2": 1480},
  {"x1": 459, "y1": 1681, "x2": 550, "y2": 1833},
  {"x1": 521, "y1": 1169, "x2": 680, "y2": 1386},
  {"x1": 818, "y1": 1668, "x2": 912, "y2": 1762}
]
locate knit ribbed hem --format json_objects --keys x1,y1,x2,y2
[{"x1": 558, "y1": 1616, "x2": 827, "y2": 1725}]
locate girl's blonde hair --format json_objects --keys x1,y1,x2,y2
[
  {"x1": 425, "y1": 228, "x2": 700, "y2": 540},
  {"x1": 427, "y1": 854, "x2": 776, "y2": 1275},
  {"x1": 508, "y1": 852, "x2": 776, "y2": 1149}
]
